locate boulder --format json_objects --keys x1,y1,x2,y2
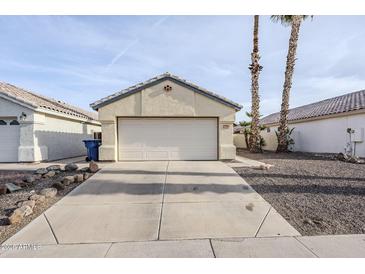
[
  {"x1": 35, "y1": 168, "x2": 48, "y2": 175},
  {"x1": 5, "y1": 183, "x2": 22, "y2": 192},
  {"x1": 52, "y1": 182, "x2": 65, "y2": 191},
  {"x1": 65, "y1": 163, "x2": 78, "y2": 172},
  {"x1": 83, "y1": 173, "x2": 91, "y2": 180},
  {"x1": 29, "y1": 194, "x2": 46, "y2": 203},
  {"x1": 39, "y1": 187, "x2": 57, "y2": 198},
  {"x1": 17, "y1": 200, "x2": 36, "y2": 209},
  {"x1": 14, "y1": 179, "x2": 28, "y2": 188},
  {"x1": 258, "y1": 164, "x2": 273, "y2": 170},
  {"x1": 62, "y1": 176, "x2": 75, "y2": 185},
  {"x1": 34, "y1": 174, "x2": 42, "y2": 180},
  {"x1": 43, "y1": 171, "x2": 56, "y2": 178},
  {"x1": 74, "y1": 174, "x2": 84, "y2": 183},
  {"x1": 24, "y1": 175, "x2": 36, "y2": 184},
  {"x1": 8, "y1": 205, "x2": 33, "y2": 224},
  {"x1": 47, "y1": 165, "x2": 61, "y2": 171},
  {"x1": 79, "y1": 167, "x2": 90, "y2": 173},
  {"x1": 0, "y1": 185, "x2": 7, "y2": 195},
  {"x1": 89, "y1": 161, "x2": 99, "y2": 173}
]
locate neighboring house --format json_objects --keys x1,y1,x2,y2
[
  {"x1": 90, "y1": 72, "x2": 242, "y2": 161},
  {"x1": 244, "y1": 89, "x2": 365, "y2": 157},
  {"x1": 0, "y1": 82, "x2": 101, "y2": 162}
]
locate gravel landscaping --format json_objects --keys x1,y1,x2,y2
[
  {"x1": 0, "y1": 163, "x2": 98, "y2": 244},
  {"x1": 234, "y1": 149, "x2": 365, "y2": 236}
]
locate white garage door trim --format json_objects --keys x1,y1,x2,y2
[
  {"x1": 0, "y1": 118, "x2": 20, "y2": 162},
  {"x1": 117, "y1": 117, "x2": 218, "y2": 161}
]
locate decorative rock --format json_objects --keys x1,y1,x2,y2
[
  {"x1": 62, "y1": 176, "x2": 75, "y2": 185},
  {"x1": 43, "y1": 171, "x2": 56, "y2": 178},
  {"x1": 14, "y1": 179, "x2": 28, "y2": 188},
  {"x1": 52, "y1": 182, "x2": 65, "y2": 191},
  {"x1": 29, "y1": 194, "x2": 46, "y2": 203},
  {"x1": 8, "y1": 205, "x2": 33, "y2": 224},
  {"x1": 47, "y1": 164, "x2": 61, "y2": 171},
  {"x1": 0, "y1": 185, "x2": 7, "y2": 195},
  {"x1": 89, "y1": 161, "x2": 99, "y2": 173},
  {"x1": 34, "y1": 174, "x2": 42, "y2": 180},
  {"x1": 8, "y1": 211, "x2": 23, "y2": 224},
  {"x1": 83, "y1": 173, "x2": 91, "y2": 180},
  {"x1": 5, "y1": 183, "x2": 22, "y2": 192},
  {"x1": 74, "y1": 174, "x2": 84, "y2": 183},
  {"x1": 65, "y1": 163, "x2": 78, "y2": 172},
  {"x1": 24, "y1": 175, "x2": 36, "y2": 184},
  {"x1": 39, "y1": 187, "x2": 57, "y2": 198},
  {"x1": 17, "y1": 200, "x2": 36, "y2": 209},
  {"x1": 35, "y1": 168, "x2": 48, "y2": 175},
  {"x1": 258, "y1": 164, "x2": 273, "y2": 170},
  {"x1": 79, "y1": 167, "x2": 90, "y2": 173}
]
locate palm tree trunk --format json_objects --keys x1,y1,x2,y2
[
  {"x1": 276, "y1": 15, "x2": 302, "y2": 152},
  {"x1": 248, "y1": 15, "x2": 262, "y2": 153}
]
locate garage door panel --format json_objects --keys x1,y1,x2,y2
[
  {"x1": 118, "y1": 118, "x2": 217, "y2": 161},
  {"x1": 0, "y1": 122, "x2": 19, "y2": 162}
]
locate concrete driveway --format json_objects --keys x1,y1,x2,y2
[{"x1": 1, "y1": 161, "x2": 302, "y2": 257}]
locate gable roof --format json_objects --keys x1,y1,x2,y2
[
  {"x1": 261, "y1": 89, "x2": 365, "y2": 125},
  {"x1": 0, "y1": 82, "x2": 98, "y2": 121},
  {"x1": 90, "y1": 72, "x2": 242, "y2": 111}
]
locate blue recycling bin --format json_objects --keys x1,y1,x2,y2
[{"x1": 83, "y1": 139, "x2": 101, "y2": 161}]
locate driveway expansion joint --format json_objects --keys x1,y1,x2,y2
[
  {"x1": 157, "y1": 161, "x2": 169, "y2": 240},
  {"x1": 43, "y1": 213, "x2": 59, "y2": 244}
]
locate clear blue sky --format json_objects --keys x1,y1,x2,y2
[{"x1": 1, "y1": 15, "x2": 364, "y2": 121}]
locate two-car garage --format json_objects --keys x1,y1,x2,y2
[{"x1": 117, "y1": 118, "x2": 218, "y2": 161}]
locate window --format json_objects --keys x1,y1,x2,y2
[
  {"x1": 10, "y1": 120, "x2": 20, "y2": 125},
  {"x1": 0, "y1": 120, "x2": 6, "y2": 125},
  {"x1": 266, "y1": 127, "x2": 271, "y2": 133}
]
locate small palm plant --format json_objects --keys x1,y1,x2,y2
[{"x1": 275, "y1": 127, "x2": 295, "y2": 152}]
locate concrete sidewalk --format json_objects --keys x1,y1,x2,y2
[{"x1": 1, "y1": 234, "x2": 364, "y2": 258}]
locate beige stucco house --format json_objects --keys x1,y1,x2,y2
[
  {"x1": 91, "y1": 73, "x2": 242, "y2": 161},
  {"x1": 0, "y1": 82, "x2": 101, "y2": 162},
  {"x1": 234, "y1": 89, "x2": 365, "y2": 157}
]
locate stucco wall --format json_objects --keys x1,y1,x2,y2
[
  {"x1": 33, "y1": 114, "x2": 100, "y2": 161},
  {"x1": 0, "y1": 96, "x2": 101, "y2": 162},
  {"x1": 233, "y1": 134, "x2": 247, "y2": 149},
  {"x1": 97, "y1": 80, "x2": 237, "y2": 161},
  {"x1": 261, "y1": 113, "x2": 365, "y2": 157}
]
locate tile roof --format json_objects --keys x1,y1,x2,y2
[
  {"x1": 260, "y1": 89, "x2": 365, "y2": 125},
  {"x1": 0, "y1": 82, "x2": 98, "y2": 121},
  {"x1": 90, "y1": 72, "x2": 243, "y2": 110}
]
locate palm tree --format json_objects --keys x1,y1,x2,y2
[
  {"x1": 271, "y1": 15, "x2": 311, "y2": 152},
  {"x1": 248, "y1": 15, "x2": 263, "y2": 153}
]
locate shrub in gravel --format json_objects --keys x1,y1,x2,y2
[
  {"x1": 65, "y1": 163, "x2": 78, "y2": 171},
  {"x1": 39, "y1": 188, "x2": 57, "y2": 198}
]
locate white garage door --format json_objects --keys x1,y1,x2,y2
[
  {"x1": 0, "y1": 118, "x2": 20, "y2": 162},
  {"x1": 118, "y1": 118, "x2": 218, "y2": 160}
]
